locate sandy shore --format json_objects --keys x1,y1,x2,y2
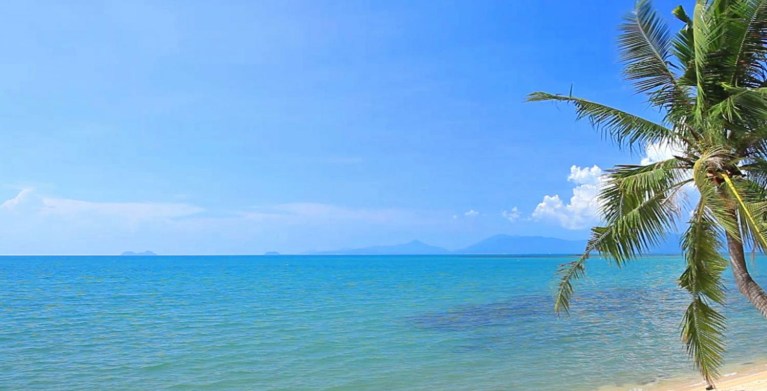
[
  {"x1": 673, "y1": 367, "x2": 767, "y2": 391},
  {"x1": 595, "y1": 361, "x2": 767, "y2": 390}
]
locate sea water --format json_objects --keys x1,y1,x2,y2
[{"x1": 2, "y1": 255, "x2": 767, "y2": 390}]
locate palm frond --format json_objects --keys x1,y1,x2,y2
[
  {"x1": 680, "y1": 201, "x2": 728, "y2": 305},
  {"x1": 725, "y1": 0, "x2": 767, "y2": 88},
  {"x1": 535, "y1": 0, "x2": 767, "y2": 385},
  {"x1": 597, "y1": 160, "x2": 689, "y2": 264},
  {"x1": 742, "y1": 158, "x2": 767, "y2": 187},
  {"x1": 693, "y1": 0, "x2": 712, "y2": 116},
  {"x1": 679, "y1": 199, "x2": 727, "y2": 384},
  {"x1": 553, "y1": 251, "x2": 588, "y2": 315},
  {"x1": 672, "y1": 5, "x2": 697, "y2": 86},
  {"x1": 619, "y1": 0, "x2": 692, "y2": 109},
  {"x1": 607, "y1": 158, "x2": 690, "y2": 196},
  {"x1": 527, "y1": 92, "x2": 676, "y2": 150},
  {"x1": 681, "y1": 297, "x2": 727, "y2": 384},
  {"x1": 691, "y1": 0, "x2": 730, "y2": 116},
  {"x1": 711, "y1": 85, "x2": 767, "y2": 131},
  {"x1": 553, "y1": 160, "x2": 689, "y2": 314}
]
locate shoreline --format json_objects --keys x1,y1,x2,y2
[{"x1": 596, "y1": 360, "x2": 767, "y2": 390}]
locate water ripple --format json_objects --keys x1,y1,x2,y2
[{"x1": 2, "y1": 255, "x2": 767, "y2": 390}]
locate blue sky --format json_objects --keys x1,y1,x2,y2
[{"x1": 0, "y1": 0, "x2": 686, "y2": 254}]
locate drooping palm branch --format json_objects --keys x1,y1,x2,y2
[
  {"x1": 530, "y1": 0, "x2": 767, "y2": 385},
  {"x1": 527, "y1": 93, "x2": 680, "y2": 149},
  {"x1": 679, "y1": 200, "x2": 727, "y2": 383},
  {"x1": 554, "y1": 159, "x2": 689, "y2": 313}
]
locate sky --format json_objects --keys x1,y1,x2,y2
[{"x1": 0, "y1": 0, "x2": 689, "y2": 255}]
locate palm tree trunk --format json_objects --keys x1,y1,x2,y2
[{"x1": 725, "y1": 232, "x2": 767, "y2": 317}]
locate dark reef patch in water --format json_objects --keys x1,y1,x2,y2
[
  {"x1": 407, "y1": 288, "x2": 688, "y2": 332},
  {"x1": 408, "y1": 296, "x2": 552, "y2": 331}
]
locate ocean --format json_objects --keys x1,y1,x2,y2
[{"x1": 2, "y1": 255, "x2": 767, "y2": 390}]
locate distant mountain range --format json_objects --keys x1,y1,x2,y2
[
  {"x1": 312, "y1": 234, "x2": 684, "y2": 255},
  {"x1": 454, "y1": 235, "x2": 584, "y2": 255},
  {"x1": 313, "y1": 240, "x2": 449, "y2": 255}
]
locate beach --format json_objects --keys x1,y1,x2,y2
[
  {"x1": 595, "y1": 360, "x2": 767, "y2": 390},
  {"x1": 694, "y1": 368, "x2": 767, "y2": 391}
]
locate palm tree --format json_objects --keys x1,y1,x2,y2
[{"x1": 528, "y1": 0, "x2": 767, "y2": 385}]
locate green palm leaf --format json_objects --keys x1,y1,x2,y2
[
  {"x1": 527, "y1": 92, "x2": 677, "y2": 150},
  {"x1": 554, "y1": 159, "x2": 688, "y2": 314},
  {"x1": 711, "y1": 85, "x2": 767, "y2": 128},
  {"x1": 680, "y1": 200, "x2": 728, "y2": 384},
  {"x1": 725, "y1": 0, "x2": 767, "y2": 87},
  {"x1": 620, "y1": 0, "x2": 692, "y2": 109},
  {"x1": 534, "y1": 0, "x2": 767, "y2": 385},
  {"x1": 681, "y1": 297, "x2": 727, "y2": 383}
]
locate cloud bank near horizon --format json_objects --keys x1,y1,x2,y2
[{"x1": 0, "y1": 189, "x2": 467, "y2": 255}]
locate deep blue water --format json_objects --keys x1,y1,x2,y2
[{"x1": 2, "y1": 255, "x2": 767, "y2": 390}]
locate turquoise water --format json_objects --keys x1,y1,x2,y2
[{"x1": 2, "y1": 255, "x2": 767, "y2": 390}]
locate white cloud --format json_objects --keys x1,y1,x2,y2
[
  {"x1": 567, "y1": 165, "x2": 602, "y2": 185},
  {"x1": 0, "y1": 188, "x2": 447, "y2": 255},
  {"x1": 501, "y1": 207, "x2": 520, "y2": 222},
  {"x1": 243, "y1": 202, "x2": 415, "y2": 225},
  {"x1": 40, "y1": 197, "x2": 203, "y2": 220},
  {"x1": 531, "y1": 141, "x2": 695, "y2": 230},
  {"x1": 641, "y1": 141, "x2": 684, "y2": 165},
  {"x1": 1, "y1": 188, "x2": 34, "y2": 210},
  {"x1": 464, "y1": 209, "x2": 479, "y2": 218},
  {"x1": 0, "y1": 188, "x2": 203, "y2": 221},
  {"x1": 0, "y1": 185, "x2": 458, "y2": 255},
  {"x1": 532, "y1": 165, "x2": 604, "y2": 229}
]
